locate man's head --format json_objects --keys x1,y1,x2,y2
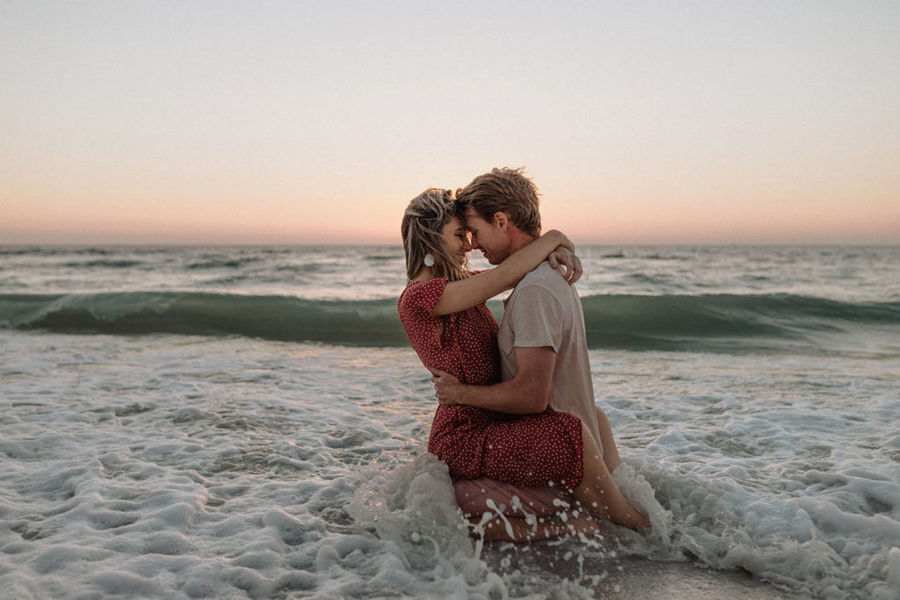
[{"x1": 456, "y1": 167, "x2": 542, "y2": 264}]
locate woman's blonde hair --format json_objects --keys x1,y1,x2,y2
[{"x1": 401, "y1": 188, "x2": 471, "y2": 283}]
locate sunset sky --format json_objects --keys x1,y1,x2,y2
[{"x1": 2, "y1": 1, "x2": 898, "y2": 245}]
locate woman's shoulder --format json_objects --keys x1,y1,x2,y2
[
  {"x1": 401, "y1": 277, "x2": 448, "y2": 298},
  {"x1": 398, "y1": 277, "x2": 449, "y2": 315}
]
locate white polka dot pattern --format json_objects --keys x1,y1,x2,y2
[{"x1": 398, "y1": 278, "x2": 584, "y2": 489}]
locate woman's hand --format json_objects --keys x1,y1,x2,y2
[
  {"x1": 428, "y1": 367, "x2": 463, "y2": 406},
  {"x1": 548, "y1": 246, "x2": 582, "y2": 285}
]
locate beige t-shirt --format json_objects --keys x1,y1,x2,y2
[{"x1": 497, "y1": 261, "x2": 603, "y2": 452}]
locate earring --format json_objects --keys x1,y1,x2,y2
[{"x1": 424, "y1": 253, "x2": 435, "y2": 267}]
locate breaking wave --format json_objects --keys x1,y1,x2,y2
[{"x1": 2, "y1": 292, "x2": 898, "y2": 353}]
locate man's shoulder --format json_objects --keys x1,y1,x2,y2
[
  {"x1": 516, "y1": 261, "x2": 569, "y2": 294},
  {"x1": 505, "y1": 263, "x2": 572, "y2": 315}
]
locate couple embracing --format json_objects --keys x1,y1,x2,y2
[{"x1": 399, "y1": 167, "x2": 650, "y2": 541}]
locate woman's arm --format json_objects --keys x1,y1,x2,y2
[{"x1": 432, "y1": 229, "x2": 577, "y2": 316}]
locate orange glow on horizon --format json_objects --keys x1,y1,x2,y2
[{"x1": 2, "y1": 3, "x2": 899, "y2": 247}]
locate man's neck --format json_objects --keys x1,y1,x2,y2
[{"x1": 507, "y1": 228, "x2": 540, "y2": 256}]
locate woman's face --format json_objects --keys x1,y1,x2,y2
[{"x1": 439, "y1": 216, "x2": 472, "y2": 266}]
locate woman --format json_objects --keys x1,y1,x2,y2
[{"x1": 398, "y1": 189, "x2": 648, "y2": 540}]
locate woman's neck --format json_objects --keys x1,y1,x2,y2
[{"x1": 411, "y1": 266, "x2": 434, "y2": 283}]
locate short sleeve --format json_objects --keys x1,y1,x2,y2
[
  {"x1": 509, "y1": 285, "x2": 564, "y2": 351},
  {"x1": 399, "y1": 278, "x2": 448, "y2": 318},
  {"x1": 398, "y1": 278, "x2": 449, "y2": 350}
]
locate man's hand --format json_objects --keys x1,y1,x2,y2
[
  {"x1": 428, "y1": 367, "x2": 463, "y2": 406},
  {"x1": 427, "y1": 347, "x2": 555, "y2": 414}
]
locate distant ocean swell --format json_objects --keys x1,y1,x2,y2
[
  {"x1": 2, "y1": 292, "x2": 898, "y2": 353},
  {"x1": 0, "y1": 293, "x2": 404, "y2": 347},
  {"x1": 581, "y1": 293, "x2": 900, "y2": 352}
]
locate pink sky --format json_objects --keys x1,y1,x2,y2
[{"x1": 2, "y1": 2, "x2": 898, "y2": 246}]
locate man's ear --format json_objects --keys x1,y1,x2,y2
[{"x1": 493, "y1": 211, "x2": 509, "y2": 230}]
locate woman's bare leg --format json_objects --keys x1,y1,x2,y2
[
  {"x1": 574, "y1": 423, "x2": 649, "y2": 530},
  {"x1": 469, "y1": 510, "x2": 602, "y2": 542},
  {"x1": 595, "y1": 405, "x2": 622, "y2": 473}
]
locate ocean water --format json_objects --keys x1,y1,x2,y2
[{"x1": 1, "y1": 245, "x2": 899, "y2": 599}]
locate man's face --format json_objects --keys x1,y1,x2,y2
[{"x1": 464, "y1": 206, "x2": 510, "y2": 265}]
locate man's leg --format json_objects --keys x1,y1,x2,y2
[
  {"x1": 574, "y1": 423, "x2": 649, "y2": 530},
  {"x1": 595, "y1": 405, "x2": 622, "y2": 473}
]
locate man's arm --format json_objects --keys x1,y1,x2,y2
[{"x1": 430, "y1": 346, "x2": 556, "y2": 414}]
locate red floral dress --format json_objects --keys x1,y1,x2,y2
[{"x1": 398, "y1": 277, "x2": 584, "y2": 490}]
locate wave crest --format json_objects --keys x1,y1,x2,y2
[{"x1": 2, "y1": 292, "x2": 898, "y2": 353}]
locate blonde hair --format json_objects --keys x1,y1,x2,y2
[
  {"x1": 401, "y1": 188, "x2": 471, "y2": 283},
  {"x1": 456, "y1": 167, "x2": 541, "y2": 236}
]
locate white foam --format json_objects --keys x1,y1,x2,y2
[
  {"x1": 1, "y1": 331, "x2": 898, "y2": 598},
  {"x1": 612, "y1": 461, "x2": 673, "y2": 545}
]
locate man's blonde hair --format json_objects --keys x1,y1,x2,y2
[{"x1": 456, "y1": 167, "x2": 541, "y2": 236}]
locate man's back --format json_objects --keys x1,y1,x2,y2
[{"x1": 497, "y1": 261, "x2": 603, "y2": 450}]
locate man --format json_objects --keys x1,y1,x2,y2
[{"x1": 431, "y1": 167, "x2": 623, "y2": 474}]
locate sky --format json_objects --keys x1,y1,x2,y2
[{"x1": 1, "y1": 1, "x2": 899, "y2": 245}]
